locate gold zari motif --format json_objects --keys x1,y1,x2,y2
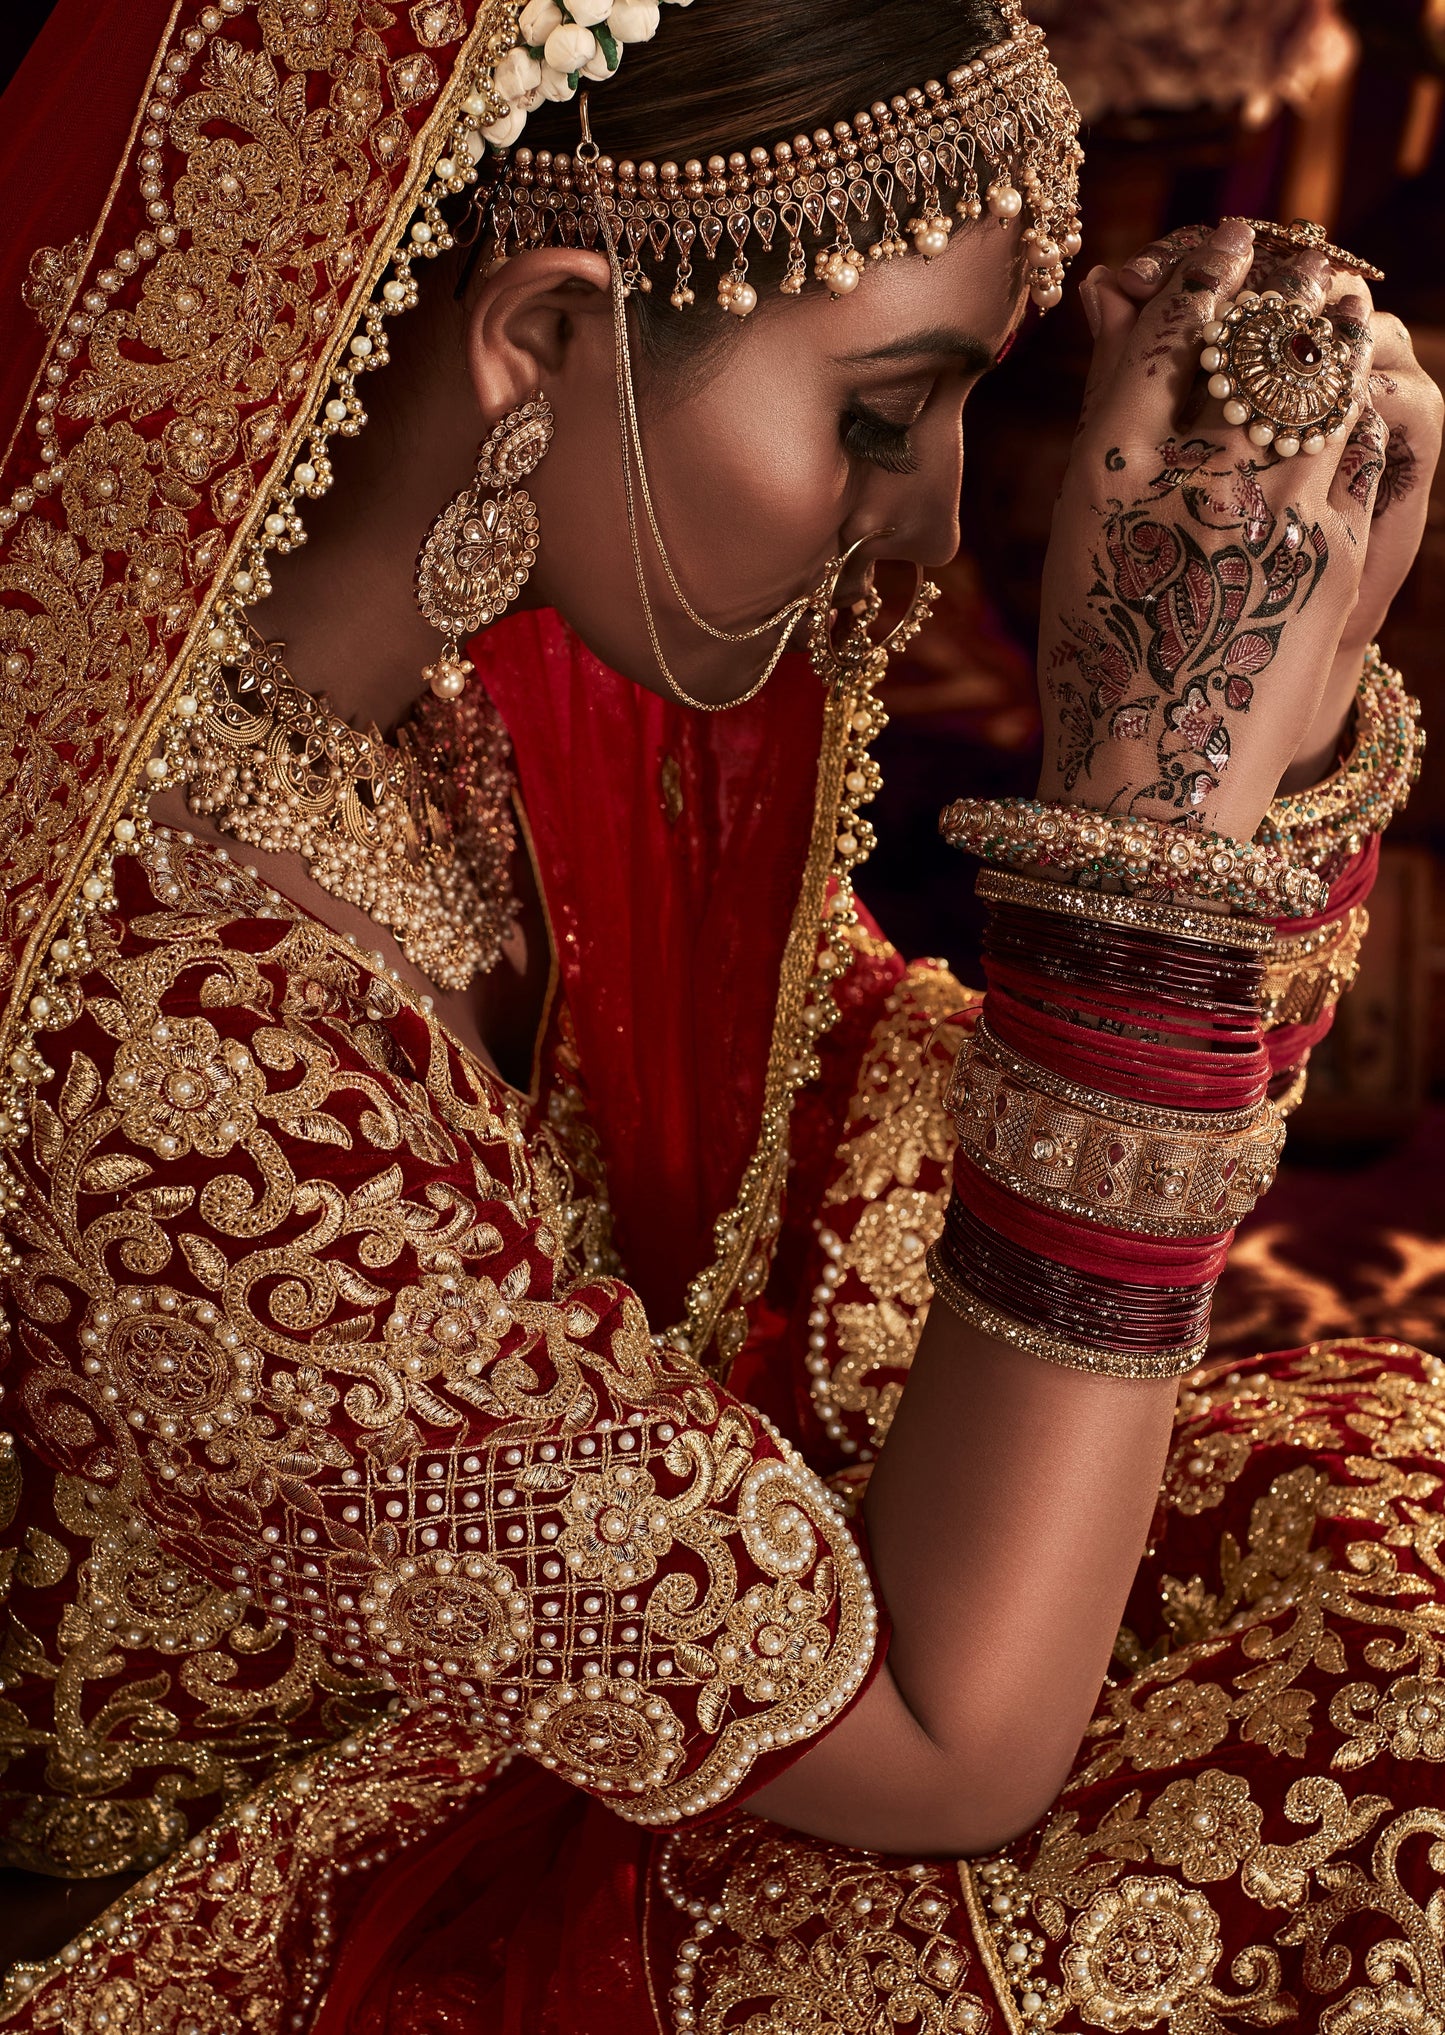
[
  {"x1": 647, "y1": 1342, "x2": 1445, "y2": 2035},
  {"x1": 2, "y1": 832, "x2": 876, "y2": 1876}
]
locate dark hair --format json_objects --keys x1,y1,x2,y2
[{"x1": 507, "y1": 0, "x2": 1011, "y2": 360}]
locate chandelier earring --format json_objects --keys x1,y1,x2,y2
[{"x1": 413, "y1": 392, "x2": 553, "y2": 701}]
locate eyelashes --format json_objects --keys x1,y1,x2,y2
[{"x1": 842, "y1": 406, "x2": 920, "y2": 475}]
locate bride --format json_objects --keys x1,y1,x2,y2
[{"x1": 0, "y1": 0, "x2": 1440, "y2": 2027}]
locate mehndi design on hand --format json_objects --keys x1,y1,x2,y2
[{"x1": 1044, "y1": 436, "x2": 1329, "y2": 812}]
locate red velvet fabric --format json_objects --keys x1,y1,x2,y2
[
  {"x1": 0, "y1": 0, "x2": 170, "y2": 456},
  {"x1": 479, "y1": 611, "x2": 826, "y2": 1325}
]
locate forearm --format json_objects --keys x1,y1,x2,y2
[{"x1": 752, "y1": 1306, "x2": 1177, "y2": 1854}]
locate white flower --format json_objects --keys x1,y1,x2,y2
[
  {"x1": 482, "y1": 105, "x2": 529, "y2": 148},
  {"x1": 518, "y1": 0, "x2": 563, "y2": 44},
  {"x1": 544, "y1": 20, "x2": 597, "y2": 70},
  {"x1": 564, "y1": 0, "x2": 614, "y2": 24},
  {"x1": 581, "y1": 41, "x2": 616, "y2": 76},
  {"x1": 539, "y1": 60, "x2": 578, "y2": 99},
  {"x1": 608, "y1": 0, "x2": 660, "y2": 39},
  {"x1": 494, "y1": 46, "x2": 544, "y2": 107}
]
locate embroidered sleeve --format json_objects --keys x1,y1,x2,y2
[
  {"x1": 792, "y1": 957, "x2": 978, "y2": 1468},
  {"x1": 3, "y1": 860, "x2": 877, "y2": 1826}
]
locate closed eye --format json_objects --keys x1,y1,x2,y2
[{"x1": 842, "y1": 404, "x2": 920, "y2": 475}]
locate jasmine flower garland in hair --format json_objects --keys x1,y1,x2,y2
[{"x1": 484, "y1": 0, "x2": 690, "y2": 143}]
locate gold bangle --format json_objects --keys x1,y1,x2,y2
[
  {"x1": 1260, "y1": 905, "x2": 1369, "y2": 1031},
  {"x1": 948, "y1": 1022, "x2": 1285, "y2": 1238},
  {"x1": 1272, "y1": 1059, "x2": 1311, "y2": 1118},
  {"x1": 974, "y1": 868, "x2": 1275, "y2": 952},
  {"x1": 925, "y1": 1245, "x2": 1207, "y2": 1380}
]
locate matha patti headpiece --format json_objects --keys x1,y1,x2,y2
[{"x1": 481, "y1": 2, "x2": 1084, "y2": 317}]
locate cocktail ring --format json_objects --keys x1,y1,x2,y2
[{"x1": 1200, "y1": 291, "x2": 1359, "y2": 458}]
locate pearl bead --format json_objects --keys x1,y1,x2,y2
[
  {"x1": 1199, "y1": 346, "x2": 1223, "y2": 373},
  {"x1": 1275, "y1": 434, "x2": 1301, "y2": 458},
  {"x1": 1302, "y1": 432, "x2": 1326, "y2": 456},
  {"x1": 1222, "y1": 398, "x2": 1250, "y2": 426},
  {"x1": 829, "y1": 262, "x2": 859, "y2": 294},
  {"x1": 723, "y1": 281, "x2": 757, "y2": 316},
  {"x1": 1032, "y1": 283, "x2": 1063, "y2": 308},
  {"x1": 1062, "y1": 229, "x2": 1083, "y2": 257},
  {"x1": 1248, "y1": 421, "x2": 1275, "y2": 447},
  {"x1": 1207, "y1": 373, "x2": 1234, "y2": 401},
  {"x1": 1203, "y1": 320, "x2": 1225, "y2": 343},
  {"x1": 914, "y1": 226, "x2": 950, "y2": 258},
  {"x1": 987, "y1": 184, "x2": 1022, "y2": 219}
]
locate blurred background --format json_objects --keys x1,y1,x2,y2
[
  {"x1": 863, "y1": 0, "x2": 1445, "y2": 1358},
  {"x1": 3, "y1": 0, "x2": 1441, "y2": 1357}
]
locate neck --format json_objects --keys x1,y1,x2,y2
[{"x1": 253, "y1": 314, "x2": 483, "y2": 735}]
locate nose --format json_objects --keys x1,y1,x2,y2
[{"x1": 841, "y1": 411, "x2": 965, "y2": 580}]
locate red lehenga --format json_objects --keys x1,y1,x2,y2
[{"x1": 0, "y1": 4, "x2": 1442, "y2": 2033}]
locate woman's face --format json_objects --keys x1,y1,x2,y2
[{"x1": 467, "y1": 218, "x2": 1029, "y2": 704}]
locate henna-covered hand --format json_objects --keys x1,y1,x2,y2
[{"x1": 1041, "y1": 220, "x2": 1433, "y2": 838}]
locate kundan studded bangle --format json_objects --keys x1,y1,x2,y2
[
  {"x1": 939, "y1": 798, "x2": 1326, "y2": 918},
  {"x1": 946, "y1": 1020, "x2": 1286, "y2": 1237}
]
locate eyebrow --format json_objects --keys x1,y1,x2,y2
[{"x1": 836, "y1": 328, "x2": 1000, "y2": 374}]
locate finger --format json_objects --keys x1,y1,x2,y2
[
  {"x1": 1326, "y1": 293, "x2": 1375, "y2": 433},
  {"x1": 1105, "y1": 218, "x2": 1256, "y2": 407},
  {"x1": 1329, "y1": 402, "x2": 1389, "y2": 524},
  {"x1": 1239, "y1": 243, "x2": 1333, "y2": 317},
  {"x1": 1116, "y1": 222, "x2": 1214, "y2": 301},
  {"x1": 1359, "y1": 316, "x2": 1443, "y2": 525}
]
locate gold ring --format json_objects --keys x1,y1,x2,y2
[{"x1": 1200, "y1": 291, "x2": 1359, "y2": 457}]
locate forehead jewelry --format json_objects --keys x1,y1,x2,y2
[
  {"x1": 579, "y1": 104, "x2": 843, "y2": 712},
  {"x1": 483, "y1": 3, "x2": 1082, "y2": 318}
]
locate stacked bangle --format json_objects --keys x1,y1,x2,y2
[
  {"x1": 930, "y1": 883, "x2": 1280, "y2": 1380},
  {"x1": 931, "y1": 652, "x2": 1419, "y2": 1374},
  {"x1": 939, "y1": 798, "x2": 1326, "y2": 918}
]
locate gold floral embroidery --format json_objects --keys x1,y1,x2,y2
[
  {"x1": 1331, "y1": 1672, "x2": 1445, "y2": 1769},
  {"x1": 556, "y1": 1462, "x2": 675, "y2": 1589},
  {"x1": 3, "y1": 834, "x2": 876, "y2": 1848},
  {"x1": 0, "y1": 1455, "x2": 387, "y2": 1879},
  {"x1": 808, "y1": 961, "x2": 974, "y2": 1454},
  {"x1": 657, "y1": 1818, "x2": 991, "y2": 2035},
  {"x1": 20, "y1": 238, "x2": 88, "y2": 334},
  {"x1": 1, "y1": 1704, "x2": 510, "y2": 2028},
  {"x1": 1060, "y1": 1876, "x2": 1223, "y2": 2029},
  {"x1": 1145, "y1": 1770, "x2": 1263, "y2": 1882}
]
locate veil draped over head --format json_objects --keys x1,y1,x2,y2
[{"x1": 0, "y1": 0, "x2": 861, "y2": 1337}]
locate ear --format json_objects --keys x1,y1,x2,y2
[{"x1": 464, "y1": 245, "x2": 614, "y2": 421}]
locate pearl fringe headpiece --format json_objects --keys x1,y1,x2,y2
[{"x1": 482, "y1": 1, "x2": 1084, "y2": 316}]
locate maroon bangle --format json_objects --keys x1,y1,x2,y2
[{"x1": 939, "y1": 1194, "x2": 1217, "y2": 1355}]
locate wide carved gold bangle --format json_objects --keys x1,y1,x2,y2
[
  {"x1": 947, "y1": 1021, "x2": 1285, "y2": 1237},
  {"x1": 925, "y1": 1245, "x2": 1208, "y2": 1379},
  {"x1": 1260, "y1": 905, "x2": 1369, "y2": 1031}
]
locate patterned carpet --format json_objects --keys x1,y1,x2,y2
[{"x1": 1210, "y1": 1105, "x2": 1445, "y2": 1360}]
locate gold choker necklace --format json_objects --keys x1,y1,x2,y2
[{"x1": 179, "y1": 632, "x2": 519, "y2": 993}]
